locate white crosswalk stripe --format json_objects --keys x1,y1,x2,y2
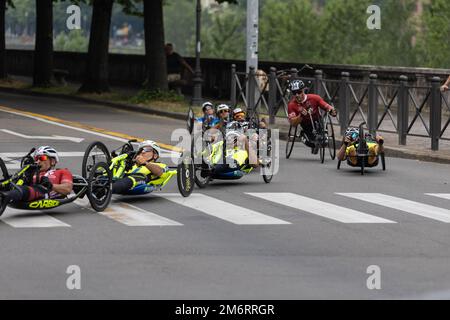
[
  {"x1": 158, "y1": 193, "x2": 291, "y2": 225},
  {"x1": 338, "y1": 193, "x2": 450, "y2": 223},
  {"x1": 426, "y1": 193, "x2": 450, "y2": 201},
  {"x1": 74, "y1": 198, "x2": 182, "y2": 226},
  {"x1": 246, "y1": 192, "x2": 395, "y2": 223},
  {"x1": 0, "y1": 207, "x2": 70, "y2": 228}
]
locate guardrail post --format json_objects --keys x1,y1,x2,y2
[
  {"x1": 314, "y1": 70, "x2": 323, "y2": 96},
  {"x1": 247, "y1": 66, "x2": 256, "y2": 119},
  {"x1": 230, "y1": 64, "x2": 237, "y2": 107},
  {"x1": 430, "y1": 76, "x2": 442, "y2": 151},
  {"x1": 368, "y1": 74, "x2": 378, "y2": 136},
  {"x1": 339, "y1": 72, "x2": 350, "y2": 135},
  {"x1": 268, "y1": 67, "x2": 277, "y2": 125},
  {"x1": 398, "y1": 75, "x2": 409, "y2": 145}
]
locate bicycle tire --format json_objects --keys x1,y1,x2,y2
[
  {"x1": 327, "y1": 115, "x2": 336, "y2": 160},
  {"x1": 82, "y1": 141, "x2": 111, "y2": 179},
  {"x1": 87, "y1": 161, "x2": 112, "y2": 212},
  {"x1": 381, "y1": 152, "x2": 386, "y2": 171},
  {"x1": 286, "y1": 125, "x2": 297, "y2": 159}
]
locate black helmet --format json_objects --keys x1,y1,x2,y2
[{"x1": 289, "y1": 79, "x2": 306, "y2": 92}]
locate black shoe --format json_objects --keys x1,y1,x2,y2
[{"x1": 311, "y1": 145, "x2": 319, "y2": 154}]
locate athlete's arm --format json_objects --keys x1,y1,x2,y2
[
  {"x1": 52, "y1": 170, "x2": 73, "y2": 195},
  {"x1": 144, "y1": 162, "x2": 164, "y2": 177}
]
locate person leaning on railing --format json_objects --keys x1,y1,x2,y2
[{"x1": 441, "y1": 75, "x2": 450, "y2": 92}]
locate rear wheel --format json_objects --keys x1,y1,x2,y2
[
  {"x1": 381, "y1": 152, "x2": 386, "y2": 171},
  {"x1": 87, "y1": 161, "x2": 112, "y2": 212},
  {"x1": 82, "y1": 141, "x2": 111, "y2": 179},
  {"x1": 286, "y1": 125, "x2": 297, "y2": 159},
  {"x1": 177, "y1": 153, "x2": 195, "y2": 197},
  {"x1": 337, "y1": 160, "x2": 341, "y2": 170},
  {"x1": 0, "y1": 157, "x2": 10, "y2": 185},
  {"x1": 326, "y1": 115, "x2": 336, "y2": 160},
  {"x1": 262, "y1": 130, "x2": 275, "y2": 183},
  {"x1": 187, "y1": 107, "x2": 195, "y2": 134}
]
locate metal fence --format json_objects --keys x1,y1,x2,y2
[{"x1": 230, "y1": 64, "x2": 450, "y2": 151}]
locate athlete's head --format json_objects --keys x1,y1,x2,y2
[
  {"x1": 290, "y1": 79, "x2": 306, "y2": 102},
  {"x1": 232, "y1": 108, "x2": 246, "y2": 122},
  {"x1": 202, "y1": 102, "x2": 215, "y2": 116},
  {"x1": 34, "y1": 146, "x2": 59, "y2": 171},
  {"x1": 137, "y1": 140, "x2": 160, "y2": 161}
]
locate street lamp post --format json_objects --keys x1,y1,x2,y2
[{"x1": 191, "y1": 0, "x2": 203, "y2": 106}]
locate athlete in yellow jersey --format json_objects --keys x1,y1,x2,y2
[
  {"x1": 111, "y1": 140, "x2": 169, "y2": 195},
  {"x1": 337, "y1": 127, "x2": 384, "y2": 167}
]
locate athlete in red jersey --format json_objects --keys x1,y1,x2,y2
[
  {"x1": 0, "y1": 146, "x2": 73, "y2": 207},
  {"x1": 287, "y1": 79, "x2": 337, "y2": 153}
]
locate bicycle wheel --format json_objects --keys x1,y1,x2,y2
[
  {"x1": 82, "y1": 141, "x2": 111, "y2": 179},
  {"x1": 177, "y1": 153, "x2": 195, "y2": 197},
  {"x1": 326, "y1": 115, "x2": 336, "y2": 160},
  {"x1": 381, "y1": 152, "x2": 386, "y2": 171},
  {"x1": 286, "y1": 125, "x2": 297, "y2": 159},
  {"x1": 337, "y1": 159, "x2": 341, "y2": 170},
  {"x1": 0, "y1": 157, "x2": 9, "y2": 184},
  {"x1": 194, "y1": 163, "x2": 211, "y2": 188},
  {"x1": 262, "y1": 130, "x2": 275, "y2": 183},
  {"x1": 87, "y1": 161, "x2": 112, "y2": 212},
  {"x1": 319, "y1": 141, "x2": 325, "y2": 163},
  {"x1": 187, "y1": 107, "x2": 195, "y2": 134}
]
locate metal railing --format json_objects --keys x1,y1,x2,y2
[{"x1": 230, "y1": 64, "x2": 450, "y2": 151}]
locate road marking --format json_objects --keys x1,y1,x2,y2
[
  {"x1": 338, "y1": 193, "x2": 450, "y2": 223},
  {"x1": 0, "y1": 129, "x2": 84, "y2": 143},
  {"x1": 247, "y1": 193, "x2": 395, "y2": 223},
  {"x1": 159, "y1": 193, "x2": 291, "y2": 225},
  {"x1": 426, "y1": 193, "x2": 450, "y2": 200},
  {"x1": 75, "y1": 198, "x2": 182, "y2": 226},
  {"x1": 0, "y1": 105, "x2": 182, "y2": 154},
  {"x1": 0, "y1": 207, "x2": 70, "y2": 228}
]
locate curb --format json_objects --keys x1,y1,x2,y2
[
  {"x1": 1, "y1": 86, "x2": 449, "y2": 165},
  {"x1": 0, "y1": 86, "x2": 188, "y2": 121}
]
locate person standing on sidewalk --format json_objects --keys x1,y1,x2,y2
[
  {"x1": 441, "y1": 75, "x2": 450, "y2": 92},
  {"x1": 165, "y1": 43, "x2": 194, "y2": 93}
]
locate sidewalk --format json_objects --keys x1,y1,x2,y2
[{"x1": 1, "y1": 75, "x2": 450, "y2": 164}]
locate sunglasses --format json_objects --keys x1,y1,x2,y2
[
  {"x1": 34, "y1": 155, "x2": 49, "y2": 161},
  {"x1": 140, "y1": 147, "x2": 154, "y2": 153},
  {"x1": 219, "y1": 110, "x2": 229, "y2": 114}
]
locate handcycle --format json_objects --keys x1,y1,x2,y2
[
  {"x1": 0, "y1": 147, "x2": 112, "y2": 216},
  {"x1": 337, "y1": 122, "x2": 386, "y2": 175},
  {"x1": 82, "y1": 139, "x2": 194, "y2": 197},
  {"x1": 286, "y1": 108, "x2": 336, "y2": 163},
  {"x1": 191, "y1": 109, "x2": 276, "y2": 188}
]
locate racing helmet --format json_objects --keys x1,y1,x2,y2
[
  {"x1": 216, "y1": 104, "x2": 230, "y2": 113},
  {"x1": 344, "y1": 127, "x2": 360, "y2": 141},
  {"x1": 225, "y1": 130, "x2": 241, "y2": 145},
  {"x1": 289, "y1": 79, "x2": 306, "y2": 92},
  {"x1": 232, "y1": 108, "x2": 246, "y2": 119},
  {"x1": 138, "y1": 140, "x2": 160, "y2": 156},
  {"x1": 34, "y1": 146, "x2": 59, "y2": 163},
  {"x1": 202, "y1": 101, "x2": 214, "y2": 113}
]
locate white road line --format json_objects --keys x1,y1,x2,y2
[
  {"x1": 0, "y1": 129, "x2": 84, "y2": 143},
  {"x1": 0, "y1": 207, "x2": 70, "y2": 228},
  {"x1": 338, "y1": 193, "x2": 450, "y2": 223},
  {"x1": 0, "y1": 107, "x2": 180, "y2": 155},
  {"x1": 247, "y1": 193, "x2": 395, "y2": 224},
  {"x1": 159, "y1": 193, "x2": 291, "y2": 225},
  {"x1": 75, "y1": 198, "x2": 182, "y2": 226},
  {"x1": 426, "y1": 193, "x2": 450, "y2": 201}
]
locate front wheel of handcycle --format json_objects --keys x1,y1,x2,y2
[
  {"x1": 326, "y1": 115, "x2": 336, "y2": 160},
  {"x1": 87, "y1": 161, "x2": 112, "y2": 212},
  {"x1": 381, "y1": 152, "x2": 386, "y2": 171},
  {"x1": 82, "y1": 141, "x2": 111, "y2": 179},
  {"x1": 177, "y1": 153, "x2": 195, "y2": 197}
]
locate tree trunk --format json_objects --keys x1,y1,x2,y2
[
  {"x1": 78, "y1": 0, "x2": 113, "y2": 93},
  {"x1": 0, "y1": 0, "x2": 6, "y2": 79},
  {"x1": 143, "y1": 0, "x2": 167, "y2": 91},
  {"x1": 33, "y1": 0, "x2": 53, "y2": 87}
]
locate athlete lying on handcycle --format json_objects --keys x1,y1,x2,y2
[
  {"x1": 337, "y1": 127, "x2": 384, "y2": 167},
  {"x1": 0, "y1": 146, "x2": 73, "y2": 210}
]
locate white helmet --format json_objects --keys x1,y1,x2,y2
[
  {"x1": 138, "y1": 140, "x2": 160, "y2": 155},
  {"x1": 216, "y1": 104, "x2": 230, "y2": 113},
  {"x1": 34, "y1": 146, "x2": 59, "y2": 163}
]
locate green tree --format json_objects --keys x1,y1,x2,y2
[
  {"x1": 416, "y1": 0, "x2": 450, "y2": 68},
  {"x1": 54, "y1": 29, "x2": 88, "y2": 52},
  {"x1": 259, "y1": 0, "x2": 321, "y2": 63}
]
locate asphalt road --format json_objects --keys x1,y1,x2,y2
[{"x1": 0, "y1": 92, "x2": 449, "y2": 299}]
